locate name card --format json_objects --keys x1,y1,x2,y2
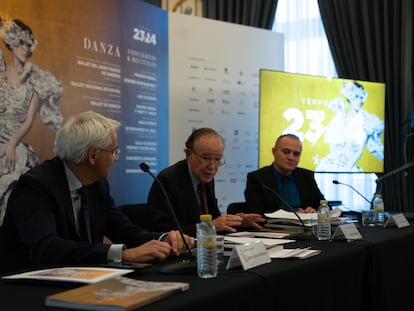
[
  {"x1": 384, "y1": 213, "x2": 410, "y2": 228},
  {"x1": 331, "y1": 223, "x2": 362, "y2": 241},
  {"x1": 226, "y1": 240, "x2": 271, "y2": 271}
]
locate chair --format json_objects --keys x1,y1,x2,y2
[
  {"x1": 119, "y1": 203, "x2": 153, "y2": 230},
  {"x1": 226, "y1": 202, "x2": 247, "y2": 214}
]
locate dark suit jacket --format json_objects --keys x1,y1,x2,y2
[
  {"x1": 244, "y1": 164, "x2": 325, "y2": 215},
  {"x1": 147, "y1": 160, "x2": 221, "y2": 237},
  {"x1": 0, "y1": 157, "x2": 160, "y2": 274}
]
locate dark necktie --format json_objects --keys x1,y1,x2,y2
[
  {"x1": 78, "y1": 187, "x2": 92, "y2": 243},
  {"x1": 199, "y1": 183, "x2": 209, "y2": 214},
  {"x1": 281, "y1": 176, "x2": 290, "y2": 209}
]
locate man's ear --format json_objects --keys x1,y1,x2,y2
[{"x1": 86, "y1": 147, "x2": 97, "y2": 165}]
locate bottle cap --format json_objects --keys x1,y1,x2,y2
[
  {"x1": 375, "y1": 193, "x2": 382, "y2": 198},
  {"x1": 320, "y1": 200, "x2": 328, "y2": 204},
  {"x1": 200, "y1": 214, "x2": 212, "y2": 221}
]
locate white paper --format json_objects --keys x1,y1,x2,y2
[
  {"x1": 226, "y1": 240, "x2": 271, "y2": 270},
  {"x1": 264, "y1": 209, "x2": 317, "y2": 221},
  {"x1": 2, "y1": 267, "x2": 134, "y2": 284},
  {"x1": 224, "y1": 236, "x2": 295, "y2": 247},
  {"x1": 227, "y1": 231, "x2": 291, "y2": 239},
  {"x1": 384, "y1": 213, "x2": 410, "y2": 228},
  {"x1": 268, "y1": 246, "x2": 321, "y2": 259},
  {"x1": 265, "y1": 207, "x2": 342, "y2": 222},
  {"x1": 331, "y1": 223, "x2": 362, "y2": 241}
]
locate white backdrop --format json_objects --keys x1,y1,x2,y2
[{"x1": 168, "y1": 13, "x2": 284, "y2": 213}]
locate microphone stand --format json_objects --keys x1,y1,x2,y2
[
  {"x1": 261, "y1": 183, "x2": 307, "y2": 232},
  {"x1": 140, "y1": 162, "x2": 197, "y2": 274},
  {"x1": 375, "y1": 159, "x2": 414, "y2": 184},
  {"x1": 332, "y1": 180, "x2": 372, "y2": 208}
]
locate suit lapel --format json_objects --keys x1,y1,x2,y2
[{"x1": 52, "y1": 158, "x2": 80, "y2": 237}]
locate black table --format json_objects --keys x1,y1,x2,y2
[{"x1": 1, "y1": 222, "x2": 413, "y2": 311}]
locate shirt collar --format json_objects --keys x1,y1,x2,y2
[
  {"x1": 64, "y1": 162, "x2": 83, "y2": 192},
  {"x1": 187, "y1": 161, "x2": 201, "y2": 192},
  {"x1": 272, "y1": 165, "x2": 294, "y2": 181}
]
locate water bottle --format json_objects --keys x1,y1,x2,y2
[
  {"x1": 317, "y1": 200, "x2": 331, "y2": 240},
  {"x1": 373, "y1": 193, "x2": 385, "y2": 226},
  {"x1": 197, "y1": 214, "x2": 217, "y2": 279}
]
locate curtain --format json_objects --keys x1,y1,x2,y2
[
  {"x1": 202, "y1": 0, "x2": 278, "y2": 29},
  {"x1": 318, "y1": 0, "x2": 414, "y2": 212},
  {"x1": 273, "y1": 0, "x2": 378, "y2": 211}
]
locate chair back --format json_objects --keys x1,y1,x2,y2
[{"x1": 119, "y1": 203, "x2": 153, "y2": 230}]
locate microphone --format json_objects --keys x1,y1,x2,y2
[
  {"x1": 261, "y1": 183, "x2": 306, "y2": 230},
  {"x1": 332, "y1": 180, "x2": 372, "y2": 206},
  {"x1": 139, "y1": 162, "x2": 196, "y2": 274}
]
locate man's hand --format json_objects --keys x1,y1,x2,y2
[
  {"x1": 122, "y1": 240, "x2": 173, "y2": 263},
  {"x1": 297, "y1": 206, "x2": 316, "y2": 213},
  {"x1": 213, "y1": 214, "x2": 243, "y2": 233},
  {"x1": 238, "y1": 213, "x2": 265, "y2": 230},
  {"x1": 122, "y1": 230, "x2": 195, "y2": 263},
  {"x1": 163, "y1": 230, "x2": 195, "y2": 256}
]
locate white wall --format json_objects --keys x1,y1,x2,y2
[{"x1": 168, "y1": 13, "x2": 284, "y2": 212}]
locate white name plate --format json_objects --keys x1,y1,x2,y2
[
  {"x1": 226, "y1": 240, "x2": 271, "y2": 271},
  {"x1": 331, "y1": 223, "x2": 362, "y2": 241},
  {"x1": 384, "y1": 213, "x2": 410, "y2": 228}
]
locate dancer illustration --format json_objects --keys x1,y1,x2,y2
[
  {"x1": 315, "y1": 81, "x2": 384, "y2": 172},
  {"x1": 0, "y1": 17, "x2": 63, "y2": 224}
]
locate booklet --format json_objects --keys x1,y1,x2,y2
[
  {"x1": 2, "y1": 267, "x2": 134, "y2": 285},
  {"x1": 45, "y1": 276, "x2": 190, "y2": 311}
]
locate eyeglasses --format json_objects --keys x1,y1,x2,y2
[
  {"x1": 189, "y1": 149, "x2": 225, "y2": 166},
  {"x1": 98, "y1": 146, "x2": 121, "y2": 159}
]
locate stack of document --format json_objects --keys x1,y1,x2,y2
[
  {"x1": 263, "y1": 208, "x2": 344, "y2": 231},
  {"x1": 265, "y1": 209, "x2": 317, "y2": 226}
]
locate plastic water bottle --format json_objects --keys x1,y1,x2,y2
[
  {"x1": 373, "y1": 193, "x2": 385, "y2": 226},
  {"x1": 197, "y1": 214, "x2": 217, "y2": 279},
  {"x1": 317, "y1": 200, "x2": 331, "y2": 240}
]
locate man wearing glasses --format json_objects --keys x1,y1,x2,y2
[
  {"x1": 0, "y1": 111, "x2": 194, "y2": 274},
  {"x1": 147, "y1": 127, "x2": 264, "y2": 237}
]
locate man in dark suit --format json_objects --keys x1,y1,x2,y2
[
  {"x1": 147, "y1": 127, "x2": 264, "y2": 237},
  {"x1": 244, "y1": 133, "x2": 325, "y2": 215},
  {"x1": 0, "y1": 111, "x2": 194, "y2": 274}
]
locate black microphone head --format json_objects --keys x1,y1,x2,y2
[
  {"x1": 332, "y1": 180, "x2": 339, "y2": 184},
  {"x1": 139, "y1": 162, "x2": 150, "y2": 172}
]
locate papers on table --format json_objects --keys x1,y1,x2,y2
[
  {"x1": 265, "y1": 209, "x2": 317, "y2": 224},
  {"x1": 227, "y1": 231, "x2": 291, "y2": 239},
  {"x1": 2, "y1": 267, "x2": 134, "y2": 284},
  {"x1": 224, "y1": 235, "x2": 295, "y2": 252},
  {"x1": 264, "y1": 207, "x2": 343, "y2": 227},
  {"x1": 225, "y1": 236, "x2": 295, "y2": 246},
  {"x1": 268, "y1": 245, "x2": 321, "y2": 259},
  {"x1": 223, "y1": 234, "x2": 321, "y2": 260}
]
